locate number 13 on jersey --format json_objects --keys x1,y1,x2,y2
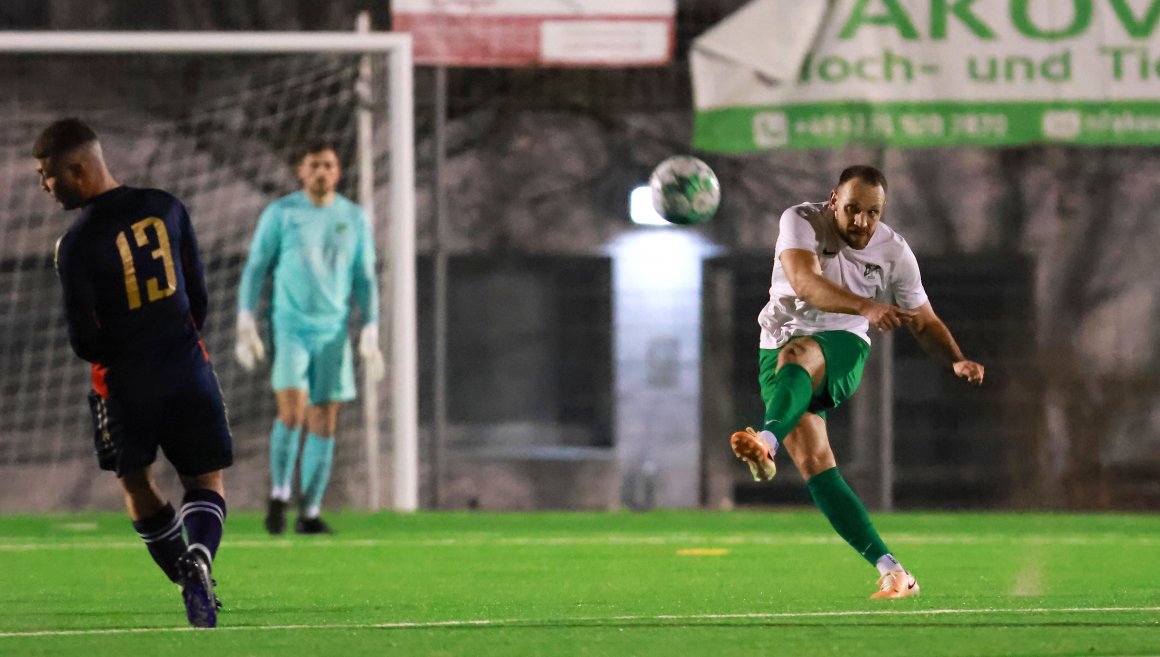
[{"x1": 115, "y1": 217, "x2": 176, "y2": 310}]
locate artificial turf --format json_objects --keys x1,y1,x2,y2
[{"x1": 1, "y1": 510, "x2": 1157, "y2": 656}]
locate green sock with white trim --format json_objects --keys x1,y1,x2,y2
[
  {"x1": 762, "y1": 363, "x2": 814, "y2": 439},
  {"x1": 806, "y1": 466, "x2": 890, "y2": 566}
]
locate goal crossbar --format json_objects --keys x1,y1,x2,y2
[
  {"x1": 1, "y1": 31, "x2": 419, "y2": 513},
  {"x1": 0, "y1": 31, "x2": 411, "y2": 54}
]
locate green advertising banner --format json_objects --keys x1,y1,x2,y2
[{"x1": 691, "y1": 0, "x2": 1160, "y2": 151}]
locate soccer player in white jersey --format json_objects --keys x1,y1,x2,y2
[
  {"x1": 235, "y1": 142, "x2": 384, "y2": 535},
  {"x1": 729, "y1": 165, "x2": 984, "y2": 599}
]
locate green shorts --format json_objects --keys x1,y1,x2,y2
[{"x1": 759, "y1": 331, "x2": 870, "y2": 420}]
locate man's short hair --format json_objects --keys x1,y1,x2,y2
[
  {"x1": 298, "y1": 140, "x2": 339, "y2": 163},
  {"x1": 33, "y1": 118, "x2": 98, "y2": 160},
  {"x1": 837, "y1": 165, "x2": 888, "y2": 193}
]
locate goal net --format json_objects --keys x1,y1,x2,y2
[{"x1": 0, "y1": 32, "x2": 417, "y2": 513}]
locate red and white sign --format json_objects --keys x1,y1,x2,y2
[{"x1": 392, "y1": 0, "x2": 675, "y2": 67}]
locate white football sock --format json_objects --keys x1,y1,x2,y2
[
  {"x1": 875, "y1": 553, "x2": 903, "y2": 576},
  {"x1": 758, "y1": 430, "x2": 779, "y2": 455}
]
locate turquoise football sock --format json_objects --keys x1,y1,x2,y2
[
  {"x1": 300, "y1": 433, "x2": 335, "y2": 518},
  {"x1": 269, "y1": 419, "x2": 301, "y2": 500}
]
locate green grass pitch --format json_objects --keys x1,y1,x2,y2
[{"x1": 1, "y1": 510, "x2": 1157, "y2": 656}]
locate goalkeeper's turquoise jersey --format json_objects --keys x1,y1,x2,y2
[{"x1": 238, "y1": 191, "x2": 378, "y2": 333}]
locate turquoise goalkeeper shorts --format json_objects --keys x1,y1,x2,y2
[{"x1": 271, "y1": 324, "x2": 356, "y2": 405}]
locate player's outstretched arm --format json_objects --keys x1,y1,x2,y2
[
  {"x1": 781, "y1": 249, "x2": 916, "y2": 331},
  {"x1": 905, "y1": 301, "x2": 984, "y2": 385}
]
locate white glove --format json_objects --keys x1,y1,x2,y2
[
  {"x1": 234, "y1": 310, "x2": 266, "y2": 372},
  {"x1": 358, "y1": 323, "x2": 385, "y2": 382}
]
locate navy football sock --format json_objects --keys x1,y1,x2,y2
[
  {"x1": 132, "y1": 502, "x2": 187, "y2": 582},
  {"x1": 181, "y1": 488, "x2": 227, "y2": 565}
]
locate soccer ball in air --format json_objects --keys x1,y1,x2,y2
[{"x1": 649, "y1": 155, "x2": 720, "y2": 225}]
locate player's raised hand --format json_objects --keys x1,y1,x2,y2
[
  {"x1": 861, "y1": 302, "x2": 917, "y2": 332},
  {"x1": 234, "y1": 310, "x2": 266, "y2": 371},
  {"x1": 359, "y1": 323, "x2": 385, "y2": 382},
  {"x1": 953, "y1": 359, "x2": 984, "y2": 385}
]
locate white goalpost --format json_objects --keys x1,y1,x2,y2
[{"x1": 0, "y1": 31, "x2": 419, "y2": 512}]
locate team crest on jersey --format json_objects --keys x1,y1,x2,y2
[
  {"x1": 336, "y1": 223, "x2": 348, "y2": 233},
  {"x1": 864, "y1": 263, "x2": 882, "y2": 279}
]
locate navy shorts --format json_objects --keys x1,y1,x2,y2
[{"x1": 100, "y1": 357, "x2": 233, "y2": 478}]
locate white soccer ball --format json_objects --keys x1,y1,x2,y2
[{"x1": 649, "y1": 155, "x2": 720, "y2": 225}]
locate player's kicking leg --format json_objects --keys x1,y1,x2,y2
[
  {"x1": 730, "y1": 427, "x2": 777, "y2": 481},
  {"x1": 730, "y1": 338, "x2": 824, "y2": 483}
]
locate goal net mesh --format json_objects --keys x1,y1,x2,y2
[{"x1": 0, "y1": 52, "x2": 394, "y2": 512}]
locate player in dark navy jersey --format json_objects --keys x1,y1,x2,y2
[{"x1": 34, "y1": 118, "x2": 230, "y2": 629}]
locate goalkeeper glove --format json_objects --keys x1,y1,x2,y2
[
  {"x1": 234, "y1": 310, "x2": 266, "y2": 371},
  {"x1": 359, "y1": 323, "x2": 385, "y2": 382}
]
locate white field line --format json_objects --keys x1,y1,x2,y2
[
  {"x1": 1, "y1": 606, "x2": 1158, "y2": 639},
  {"x1": 1, "y1": 532, "x2": 1159, "y2": 552}
]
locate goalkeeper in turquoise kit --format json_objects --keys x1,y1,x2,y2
[{"x1": 235, "y1": 141, "x2": 384, "y2": 535}]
